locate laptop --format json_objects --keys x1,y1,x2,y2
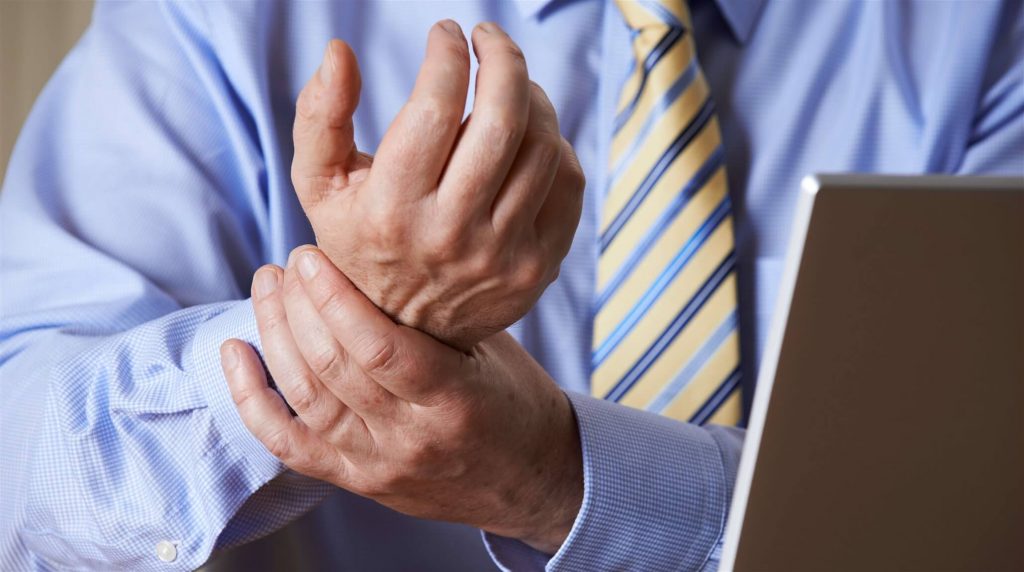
[{"x1": 720, "y1": 175, "x2": 1024, "y2": 572}]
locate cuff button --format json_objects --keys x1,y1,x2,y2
[{"x1": 156, "y1": 540, "x2": 178, "y2": 563}]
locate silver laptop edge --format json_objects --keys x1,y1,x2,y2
[{"x1": 719, "y1": 174, "x2": 820, "y2": 571}]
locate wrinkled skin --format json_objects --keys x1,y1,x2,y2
[
  {"x1": 290, "y1": 21, "x2": 585, "y2": 350},
  {"x1": 222, "y1": 246, "x2": 583, "y2": 553}
]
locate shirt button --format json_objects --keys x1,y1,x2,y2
[{"x1": 155, "y1": 540, "x2": 177, "y2": 563}]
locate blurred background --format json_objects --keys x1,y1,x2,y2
[{"x1": 0, "y1": 0, "x2": 93, "y2": 178}]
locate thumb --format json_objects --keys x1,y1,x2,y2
[{"x1": 292, "y1": 39, "x2": 364, "y2": 207}]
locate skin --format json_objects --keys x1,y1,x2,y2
[
  {"x1": 290, "y1": 20, "x2": 585, "y2": 350},
  {"x1": 221, "y1": 21, "x2": 587, "y2": 553},
  {"x1": 221, "y1": 247, "x2": 583, "y2": 553}
]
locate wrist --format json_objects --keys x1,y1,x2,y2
[{"x1": 517, "y1": 392, "x2": 583, "y2": 554}]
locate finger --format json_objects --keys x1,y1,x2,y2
[
  {"x1": 491, "y1": 82, "x2": 562, "y2": 234},
  {"x1": 281, "y1": 250, "x2": 399, "y2": 422},
  {"x1": 437, "y1": 22, "x2": 531, "y2": 216},
  {"x1": 536, "y1": 137, "x2": 586, "y2": 259},
  {"x1": 292, "y1": 39, "x2": 365, "y2": 208},
  {"x1": 291, "y1": 246, "x2": 464, "y2": 404},
  {"x1": 220, "y1": 339, "x2": 348, "y2": 482},
  {"x1": 370, "y1": 20, "x2": 470, "y2": 199},
  {"x1": 251, "y1": 265, "x2": 349, "y2": 435}
]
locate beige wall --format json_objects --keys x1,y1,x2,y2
[{"x1": 0, "y1": 0, "x2": 94, "y2": 180}]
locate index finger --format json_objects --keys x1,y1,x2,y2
[
  {"x1": 220, "y1": 339, "x2": 350, "y2": 483},
  {"x1": 370, "y1": 20, "x2": 471, "y2": 199}
]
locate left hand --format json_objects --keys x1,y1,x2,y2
[
  {"x1": 291, "y1": 24, "x2": 585, "y2": 351},
  {"x1": 220, "y1": 246, "x2": 583, "y2": 553}
]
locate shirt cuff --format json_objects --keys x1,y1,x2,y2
[
  {"x1": 484, "y1": 391, "x2": 730, "y2": 571},
  {"x1": 188, "y1": 299, "x2": 287, "y2": 560},
  {"x1": 193, "y1": 298, "x2": 283, "y2": 480}
]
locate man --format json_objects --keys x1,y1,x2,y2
[{"x1": 1, "y1": 1, "x2": 1020, "y2": 571}]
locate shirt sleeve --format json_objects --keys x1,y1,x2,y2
[
  {"x1": 0, "y1": 1, "x2": 326, "y2": 569},
  {"x1": 484, "y1": 393, "x2": 744, "y2": 572},
  {"x1": 955, "y1": 0, "x2": 1024, "y2": 176}
]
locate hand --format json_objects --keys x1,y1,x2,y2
[
  {"x1": 221, "y1": 247, "x2": 583, "y2": 553},
  {"x1": 290, "y1": 21, "x2": 585, "y2": 350}
]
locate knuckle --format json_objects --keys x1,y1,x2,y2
[
  {"x1": 264, "y1": 426, "x2": 294, "y2": 461},
  {"x1": 529, "y1": 131, "x2": 562, "y2": 170},
  {"x1": 308, "y1": 344, "x2": 344, "y2": 380},
  {"x1": 358, "y1": 330, "x2": 399, "y2": 375},
  {"x1": 562, "y1": 139, "x2": 586, "y2": 189},
  {"x1": 424, "y1": 227, "x2": 463, "y2": 262},
  {"x1": 230, "y1": 383, "x2": 256, "y2": 408},
  {"x1": 528, "y1": 80, "x2": 544, "y2": 97},
  {"x1": 294, "y1": 79, "x2": 350, "y2": 131},
  {"x1": 367, "y1": 208, "x2": 404, "y2": 242},
  {"x1": 549, "y1": 263, "x2": 562, "y2": 283},
  {"x1": 290, "y1": 163, "x2": 303, "y2": 189},
  {"x1": 325, "y1": 406, "x2": 350, "y2": 434},
  {"x1": 479, "y1": 112, "x2": 523, "y2": 147},
  {"x1": 464, "y1": 249, "x2": 500, "y2": 281},
  {"x1": 529, "y1": 81, "x2": 552, "y2": 106},
  {"x1": 259, "y1": 309, "x2": 288, "y2": 335},
  {"x1": 314, "y1": 285, "x2": 348, "y2": 321},
  {"x1": 410, "y1": 96, "x2": 462, "y2": 133},
  {"x1": 363, "y1": 200, "x2": 411, "y2": 245},
  {"x1": 286, "y1": 377, "x2": 318, "y2": 413},
  {"x1": 322, "y1": 104, "x2": 353, "y2": 131},
  {"x1": 514, "y1": 253, "x2": 549, "y2": 292}
]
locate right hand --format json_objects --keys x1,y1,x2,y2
[
  {"x1": 223, "y1": 248, "x2": 583, "y2": 554},
  {"x1": 290, "y1": 21, "x2": 585, "y2": 350}
]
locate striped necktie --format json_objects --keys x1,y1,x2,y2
[{"x1": 592, "y1": 0, "x2": 742, "y2": 425}]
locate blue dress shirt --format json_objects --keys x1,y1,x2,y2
[{"x1": 1, "y1": 0, "x2": 1021, "y2": 570}]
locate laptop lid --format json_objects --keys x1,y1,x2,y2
[{"x1": 720, "y1": 175, "x2": 1024, "y2": 572}]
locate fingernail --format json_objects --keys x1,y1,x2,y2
[
  {"x1": 479, "y1": 22, "x2": 498, "y2": 34},
  {"x1": 438, "y1": 19, "x2": 462, "y2": 37},
  {"x1": 253, "y1": 267, "x2": 278, "y2": 299},
  {"x1": 222, "y1": 344, "x2": 240, "y2": 370},
  {"x1": 319, "y1": 42, "x2": 336, "y2": 86},
  {"x1": 298, "y1": 251, "x2": 320, "y2": 280}
]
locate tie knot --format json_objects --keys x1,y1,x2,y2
[{"x1": 615, "y1": 0, "x2": 691, "y2": 32}]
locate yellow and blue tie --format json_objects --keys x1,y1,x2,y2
[{"x1": 592, "y1": 0, "x2": 742, "y2": 425}]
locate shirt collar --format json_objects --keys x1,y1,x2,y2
[
  {"x1": 713, "y1": 0, "x2": 765, "y2": 43},
  {"x1": 513, "y1": 0, "x2": 765, "y2": 44},
  {"x1": 512, "y1": 0, "x2": 550, "y2": 20}
]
